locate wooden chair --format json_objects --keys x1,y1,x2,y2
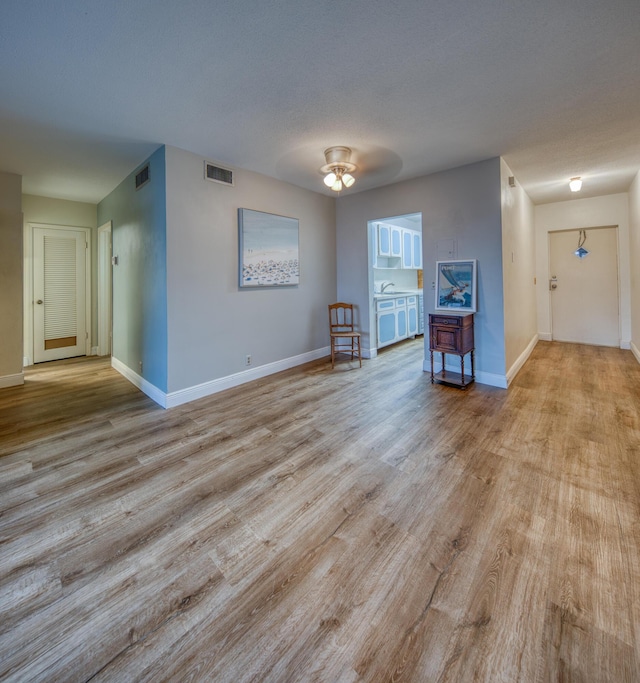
[{"x1": 328, "y1": 303, "x2": 362, "y2": 368}]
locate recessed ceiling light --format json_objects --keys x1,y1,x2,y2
[{"x1": 569, "y1": 177, "x2": 582, "y2": 192}]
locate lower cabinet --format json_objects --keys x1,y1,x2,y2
[
  {"x1": 377, "y1": 299, "x2": 397, "y2": 346},
  {"x1": 407, "y1": 295, "x2": 418, "y2": 336},
  {"x1": 376, "y1": 295, "x2": 418, "y2": 348}
]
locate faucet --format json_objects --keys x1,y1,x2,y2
[{"x1": 381, "y1": 281, "x2": 395, "y2": 293}]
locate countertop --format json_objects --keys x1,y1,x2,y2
[{"x1": 374, "y1": 289, "x2": 423, "y2": 299}]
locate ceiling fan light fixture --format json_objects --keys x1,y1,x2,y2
[
  {"x1": 320, "y1": 146, "x2": 357, "y2": 192},
  {"x1": 342, "y1": 172, "x2": 355, "y2": 188},
  {"x1": 323, "y1": 172, "x2": 337, "y2": 187},
  {"x1": 569, "y1": 177, "x2": 582, "y2": 192}
]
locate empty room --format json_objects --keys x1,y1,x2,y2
[{"x1": 1, "y1": 1, "x2": 640, "y2": 681}]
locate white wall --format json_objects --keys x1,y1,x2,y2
[
  {"x1": 336, "y1": 158, "x2": 507, "y2": 386},
  {"x1": 534, "y1": 193, "x2": 631, "y2": 347},
  {"x1": 629, "y1": 171, "x2": 640, "y2": 361},
  {"x1": 22, "y1": 194, "x2": 98, "y2": 363},
  {"x1": 500, "y1": 160, "x2": 537, "y2": 380},
  {"x1": 0, "y1": 172, "x2": 23, "y2": 387},
  {"x1": 165, "y1": 146, "x2": 336, "y2": 398}
]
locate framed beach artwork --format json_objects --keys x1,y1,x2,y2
[
  {"x1": 238, "y1": 208, "x2": 299, "y2": 288},
  {"x1": 435, "y1": 259, "x2": 477, "y2": 312}
]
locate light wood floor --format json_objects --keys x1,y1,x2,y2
[{"x1": 1, "y1": 340, "x2": 639, "y2": 682}]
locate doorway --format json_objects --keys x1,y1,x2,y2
[
  {"x1": 97, "y1": 222, "x2": 112, "y2": 357},
  {"x1": 31, "y1": 224, "x2": 91, "y2": 363},
  {"x1": 368, "y1": 212, "x2": 423, "y2": 357},
  {"x1": 549, "y1": 226, "x2": 619, "y2": 347}
]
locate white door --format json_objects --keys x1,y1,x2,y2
[
  {"x1": 549, "y1": 226, "x2": 619, "y2": 347},
  {"x1": 33, "y1": 226, "x2": 88, "y2": 362}
]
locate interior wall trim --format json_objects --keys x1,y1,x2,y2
[
  {"x1": 165, "y1": 347, "x2": 331, "y2": 409},
  {"x1": 112, "y1": 347, "x2": 331, "y2": 409},
  {"x1": 111, "y1": 356, "x2": 166, "y2": 407},
  {"x1": 506, "y1": 334, "x2": 539, "y2": 386},
  {"x1": 631, "y1": 341, "x2": 640, "y2": 365},
  {"x1": 0, "y1": 372, "x2": 25, "y2": 389}
]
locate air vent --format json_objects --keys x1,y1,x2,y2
[
  {"x1": 135, "y1": 164, "x2": 150, "y2": 190},
  {"x1": 204, "y1": 161, "x2": 234, "y2": 186}
]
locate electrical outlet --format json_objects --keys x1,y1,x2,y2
[
  {"x1": 139, "y1": 361, "x2": 143, "y2": 373},
  {"x1": 246, "y1": 354, "x2": 252, "y2": 366}
]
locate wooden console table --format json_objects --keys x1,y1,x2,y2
[{"x1": 429, "y1": 312, "x2": 475, "y2": 388}]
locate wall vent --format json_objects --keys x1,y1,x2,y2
[
  {"x1": 204, "y1": 161, "x2": 234, "y2": 186},
  {"x1": 135, "y1": 164, "x2": 150, "y2": 190}
]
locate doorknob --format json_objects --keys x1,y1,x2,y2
[
  {"x1": 549, "y1": 276, "x2": 558, "y2": 291},
  {"x1": 36, "y1": 299, "x2": 43, "y2": 304}
]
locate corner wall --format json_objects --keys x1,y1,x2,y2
[
  {"x1": 97, "y1": 146, "x2": 168, "y2": 394},
  {"x1": 534, "y1": 193, "x2": 631, "y2": 346},
  {"x1": 500, "y1": 160, "x2": 537, "y2": 381},
  {"x1": 336, "y1": 158, "x2": 506, "y2": 386},
  {"x1": 0, "y1": 172, "x2": 24, "y2": 387},
  {"x1": 164, "y1": 145, "x2": 336, "y2": 398},
  {"x1": 629, "y1": 171, "x2": 640, "y2": 360}
]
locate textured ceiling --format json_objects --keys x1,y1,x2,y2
[{"x1": 1, "y1": 0, "x2": 639, "y2": 205}]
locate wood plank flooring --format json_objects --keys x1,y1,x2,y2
[{"x1": 1, "y1": 340, "x2": 639, "y2": 682}]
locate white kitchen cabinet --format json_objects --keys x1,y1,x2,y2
[
  {"x1": 375, "y1": 223, "x2": 402, "y2": 266},
  {"x1": 376, "y1": 295, "x2": 413, "y2": 348},
  {"x1": 373, "y1": 224, "x2": 422, "y2": 270},
  {"x1": 400, "y1": 229, "x2": 422, "y2": 269},
  {"x1": 402, "y1": 230, "x2": 412, "y2": 268},
  {"x1": 417, "y1": 293, "x2": 424, "y2": 334},
  {"x1": 377, "y1": 223, "x2": 391, "y2": 257},
  {"x1": 376, "y1": 298, "x2": 397, "y2": 347},
  {"x1": 390, "y1": 226, "x2": 402, "y2": 258},
  {"x1": 412, "y1": 231, "x2": 422, "y2": 269},
  {"x1": 377, "y1": 223, "x2": 402, "y2": 258},
  {"x1": 407, "y1": 295, "x2": 418, "y2": 336},
  {"x1": 396, "y1": 297, "x2": 408, "y2": 337}
]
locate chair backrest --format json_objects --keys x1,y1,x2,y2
[{"x1": 328, "y1": 303, "x2": 356, "y2": 333}]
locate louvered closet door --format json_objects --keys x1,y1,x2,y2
[{"x1": 33, "y1": 227, "x2": 87, "y2": 363}]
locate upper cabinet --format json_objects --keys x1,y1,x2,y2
[
  {"x1": 412, "y1": 230, "x2": 422, "y2": 269},
  {"x1": 377, "y1": 223, "x2": 391, "y2": 257},
  {"x1": 374, "y1": 222, "x2": 422, "y2": 270},
  {"x1": 377, "y1": 223, "x2": 402, "y2": 258},
  {"x1": 402, "y1": 230, "x2": 412, "y2": 268}
]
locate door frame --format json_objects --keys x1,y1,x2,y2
[
  {"x1": 97, "y1": 221, "x2": 112, "y2": 357},
  {"x1": 24, "y1": 222, "x2": 92, "y2": 366},
  {"x1": 548, "y1": 225, "x2": 621, "y2": 346}
]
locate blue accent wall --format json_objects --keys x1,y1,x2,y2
[{"x1": 97, "y1": 146, "x2": 168, "y2": 392}]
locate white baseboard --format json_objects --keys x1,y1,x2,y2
[
  {"x1": 506, "y1": 334, "x2": 538, "y2": 386},
  {"x1": 111, "y1": 357, "x2": 166, "y2": 407},
  {"x1": 631, "y1": 341, "x2": 640, "y2": 364},
  {"x1": 165, "y1": 346, "x2": 331, "y2": 408},
  {"x1": 0, "y1": 372, "x2": 25, "y2": 388},
  {"x1": 113, "y1": 346, "x2": 331, "y2": 409},
  {"x1": 90, "y1": 346, "x2": 99, "y2": 356},
  {"x1": 538, "y1": 332, "x2": 552, "y2": 342},
  {"x1": 422, "y1": 356, "x2": 507, "y2": 389}
]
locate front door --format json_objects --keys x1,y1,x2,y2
[
  {"x1": 549, "y1": 226, "x2": 619, "y2": 347},
  {"x1": 33, "y1": 226, "x2": 88, "y2": 363}
]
